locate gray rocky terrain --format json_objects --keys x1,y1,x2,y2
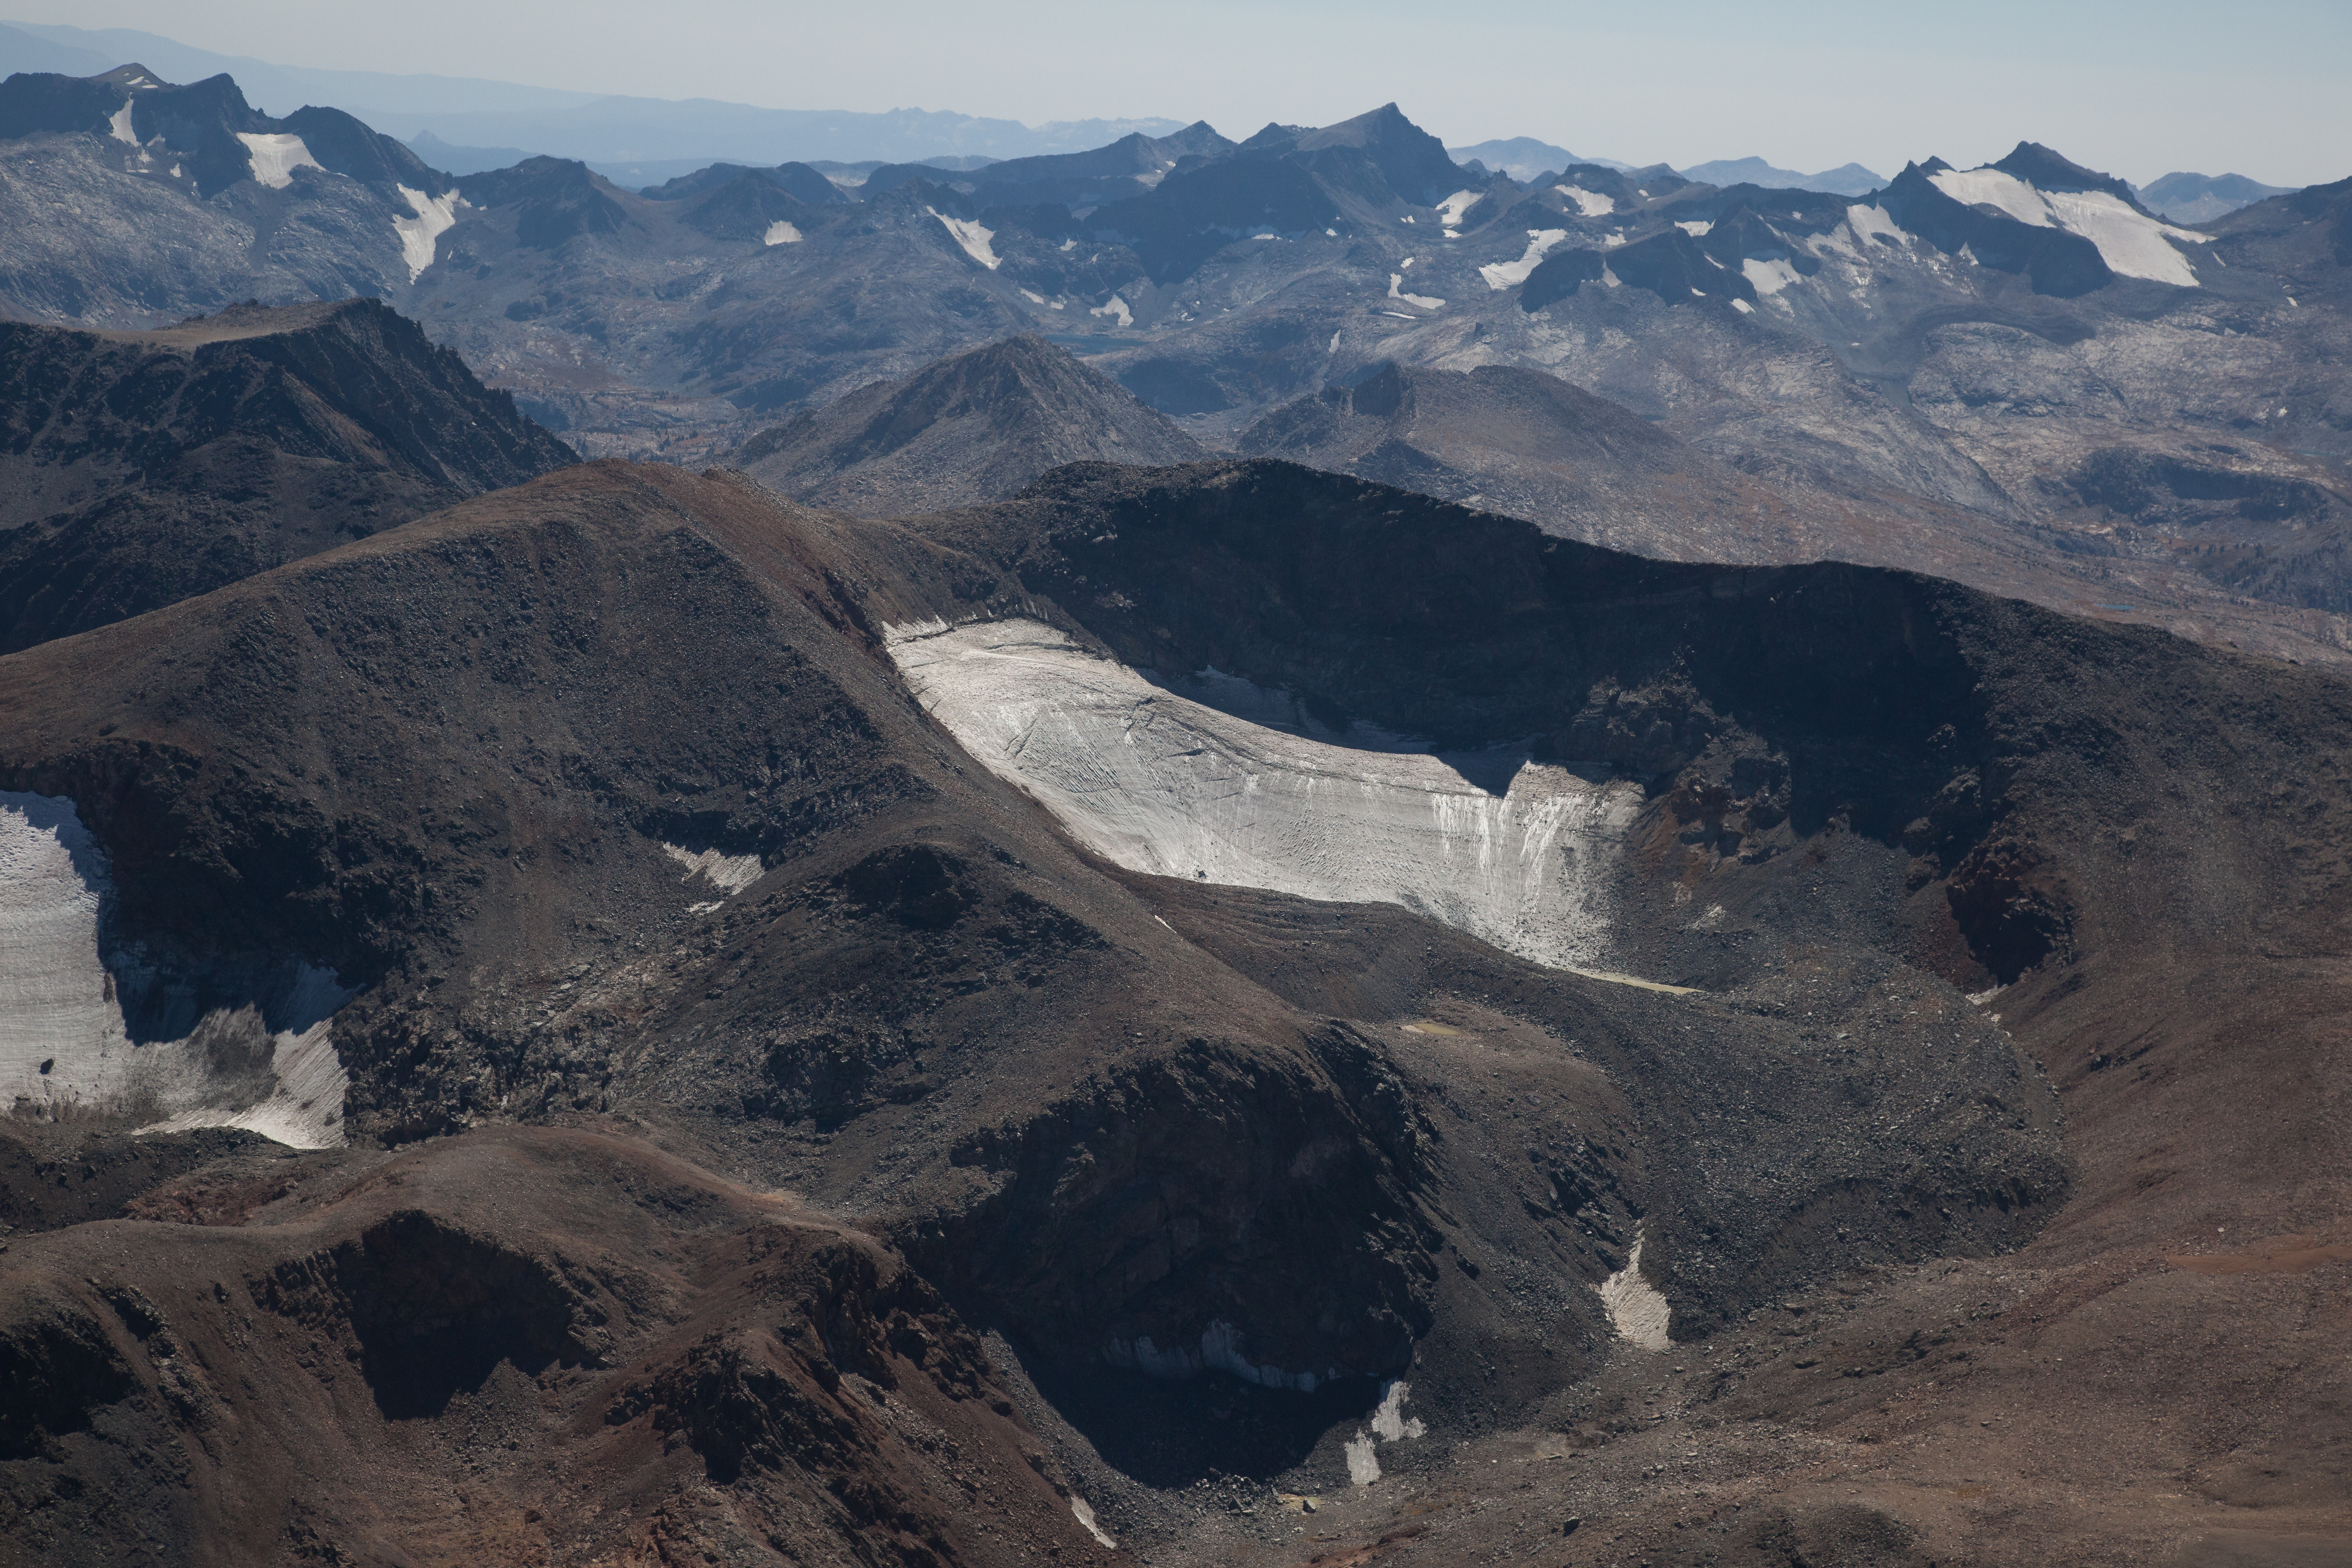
[
  {"x1": 3, "y1": 67, "x2": 2345, "y2": 668},
  {"x1": 735, "y1": 335, "x2": 1202, "y2": 512}
]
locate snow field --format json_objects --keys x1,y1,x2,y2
[
  {"x1": 1388, "y1": 274, "x2": 1445, "y2": 309},
  {"x1": 1480, "y1": 228, "x2": 1569, "y2": 290},
  {"x1": 2, "y1": 793, "x2": 349, "y2": 1147},
  {"x1": 885, "y1": 621, "x2": 1642, "y2": 973},
  {"x1": 236, "y1": 132, "x2": 323, "y2": 190},
  {"x1": 393, "y1": 185, "x2": 464, "y2": 281},
  {"x1": 762, "y1": 219, "x2": 802, "y2": 246},
  {"x1": 1927, "y1": 168, "x2": 2202, "y2": 286},
  {"x1": 927, "y1": 207, "x2": 1000, "y2": 269}
]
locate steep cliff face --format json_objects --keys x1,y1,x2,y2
[{"x1": 0, "y1": 298, "x2": 573, "y2": 652}]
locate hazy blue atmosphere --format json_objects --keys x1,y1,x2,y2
[{"x1": 6, "y1": 0, "x2": 2347, "y2": 186}]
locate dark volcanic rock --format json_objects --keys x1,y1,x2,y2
[
  {"x1": 0, "y1": 297, "x2": 574, "y2": 652},
  {"x1": 735, "y1": 333, "x2": 1202, "y2": 512}
]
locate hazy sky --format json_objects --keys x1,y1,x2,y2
[{"x1": 14, "y1": 0, "x2": 2350, "y2": 185}]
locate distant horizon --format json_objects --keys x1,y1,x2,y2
[{"x1": 5, "y1": 4, "x2": 2347, "y2": 189}]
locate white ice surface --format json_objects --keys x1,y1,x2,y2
[
  {"x1": 1742, "y1": 256, "x2": 1802, "y2": 295},
  {"x1": 1388, "y1": 274, "x2": 1445, "y2": 309},
  {"x1": 1845, "y1": 203, "x2": 1908, "y2": 245},
  {"x1": 1676, "y1": 219, "x2": 1713, "y2": 237},
  {"x1": 107, "y1": 101, "x2": 137, "y2": 145},
  {"x1": 762, "y1": 219, "x2": 802, "y2": 246},
  {"x1": 2043, "y1": 188, "x2": 2203, "y2": 285},
  {"x1": 1599, "y1": 1233, "x2": 1671, "y2": 1351},
  {"x1": 1928, "y1": 169, "x2": 2201, "y2": 285},
  {"x1": 1435, "y1": 188, "x2": 1480, "y2": 228},
  {"x1": 393, "y1": 185, "x2": 462, "y2": 281},
  {"x1": 927, "y1": 207, "x2": 1000, "y2": 268},
  {"x1": 1731, "y1": 298, "x2": 1754, "y2": 313},
  {"x1": 1345, "y1": 1432, "x2": 1382, "y2": 1484},
  {"x1": 1480, "y1": 228, "x2": 1569, "y2": 290},
  {"x1": 3, "y1": 792, "x2": 349, "y2": 1148},
  {"x1": 2, "y1": 792, "x2": 124, "y2": 1106},
  {"x1": 886, "y1": 620, "x2": 1642, "y2": 972},
  {"x1": 1090, "y1": 293, "x2": 1133, "y2": 326},
  {"x1": 237, "y1": 132, "x2": 323, "y2": 190},
  {"x1": 1559, "y1": 185, "x2": 1614, "y2": 217}
]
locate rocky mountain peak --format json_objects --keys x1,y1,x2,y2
[
  {"x1": 734, "y1": 334, "x2": 1202, "y2": 512},
  {"x1": 1991, "y1": 140, "x2": 2140, "y2": 204}
]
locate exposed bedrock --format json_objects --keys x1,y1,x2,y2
[
  {"x1": 900, "y1": 1024, "x2": 1440, "y2": 1389},
  {"x1": 0, "y1": 1127, "x2": 1094, "y2": 1567}
]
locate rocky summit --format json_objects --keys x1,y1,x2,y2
[{"x1": 0, "y1": 34, "x2": 2347, "y2": 1568}]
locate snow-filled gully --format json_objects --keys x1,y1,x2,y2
[{"x1": 886, "y1": 618, "x2": 1667, "y2": 984}]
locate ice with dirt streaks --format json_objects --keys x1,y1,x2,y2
[{"x1": 885, "y1": 619, "x2": 1642, "y2": 972}]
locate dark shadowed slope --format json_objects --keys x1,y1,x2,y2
[
  {"x1": 735, "y1": 334, "x2": 1202, "y2": 512},
  {"x1": 0, "y1": 297, "x2": 573, "y2": 652}
]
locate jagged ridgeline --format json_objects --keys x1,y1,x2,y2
[{"x1": 1, "y1": 63, "x2": 2345, "y2": 665}]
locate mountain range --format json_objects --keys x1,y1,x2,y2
[
  {"x1": 5, "y1": 61, "x2": 2344, "y2": 665},
  {"x1": 1673, "y1": 155, "x2": 1885, "y2": 196},
  {"x1": 2, "y1": 41, "x2": 2351, "y2": 1568},
  {"x1": 3, "y1": 336, "x2": 2347, "y2": 1563},
  {"x1": 0, "y1": 21, "x2": 1188, "y2": 167}
]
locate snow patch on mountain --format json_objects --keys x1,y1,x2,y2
[
  {"x1": 929, "y1": 208, "x2": 1001, "y2": 269},
  {"x1": 763, "y1": 219, "x2": 803, "y2": 246},
  {"x1": 237, "y1": 132, "x2": 323, "y2": 190},
  {"x1": 107, "y1": 101, "x2": 137, "y2": 146},
  {"x1": 1558, "y1": 186, "x2": 1614, "y2": 218},
  {"x1": 1389, "y1": 273, "x2": 1444, "y2": 309},
  {"x1": 885, "y1": 619, "x2": 1644, "y2": 973},
  {"x1": 1742, "y1": 256, "x2": 1802, "y2": 296},
  {"x1": 1600, "y1": 1233, "x2": 1671, "y2": 1350},
  {"x1": 1436, "y1": 188, "x2": 1480, "y2": 233},
  {"x1": 663, "y1": 843, "x2": 764, "y2": 897},
  {"x1": 1090, "y1": 293, "x2": 1132, "y2": 326},
  {"x1": 1929, "y1": 168, "x2": 2203, "y2": 285},
  {"x1": 2, "y1": 792, "x2": 350, "y2": 1148},
  {"x1": 1481, "y1": 228, "x2": 1569, "y2": 290},
  {"x1": 393, "y1": 185, "x2": 463, "y2": 281}
]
